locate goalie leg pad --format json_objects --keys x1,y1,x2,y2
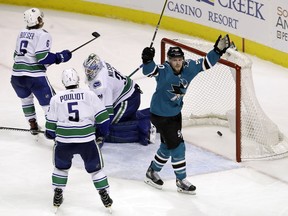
[
  {"x1": 105, "y1": 108, "x2": 152, "y2": 145},
  {"x1": 105, "y1": 120, "x2": 139, "y2": 143},
  {"x1": 137, "y1": 108, "x2": 151, "y2": 145}
]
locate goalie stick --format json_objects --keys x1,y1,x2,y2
[
  {"x1": 128, "y1": 0, "x2": 168, "y2": 78},
  {"x1": 0, "y1": 126, "x2": 44, "y2": 134},
  {"x1": 71, "y1": 32, "x2": 100, "y2": 53}
]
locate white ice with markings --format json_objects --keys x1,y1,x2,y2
[{"x1": 1, "y1": 4, "x2": 288, "y2": 216}]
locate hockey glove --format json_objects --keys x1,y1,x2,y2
[
  {"x1": 55, "y1": 50, "x2": 72, "y2": 64},
  {"x1": 44, "y1": 130, "x2": 56, "y2": 140},
  {"x1": 96, "y1": 136, "x2": 104, "y2": 148},
  {"x1": 214, "y1": 34, "x2": 230, "y2": 55},
  {"x1": 142, "y1": 47, "x2": 155, "y2": 64}
]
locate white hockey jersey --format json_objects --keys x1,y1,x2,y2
[
  {"x1": 87, "y1": 60, "x2": 135, "y2": 117},
  {"x1": 12, "y1": 28, "x2": 52, "y2": 77},
  {"x1": 46, "y1": 88, "x2": 110, "y2": 143}
]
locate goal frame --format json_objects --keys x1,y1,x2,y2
[{"x1": 161, "y1": 38, "x2": 243, "y2": 162}]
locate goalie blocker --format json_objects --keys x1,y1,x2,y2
[{"x1": 104, "y1": 108, "x2": 153, "y2": 146}]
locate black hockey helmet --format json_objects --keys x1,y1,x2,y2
[{"x1": 167, "y1": 46, "x2": 184, "y2": 59}]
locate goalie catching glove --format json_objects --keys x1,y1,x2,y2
[
  {"x1": 214, "y1": 34, "x2": 230, "y2": 55},
  {"x1": 142, "y1": 47, "x2": 155, "y2": 64}
]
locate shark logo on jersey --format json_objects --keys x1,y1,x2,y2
[{"x1": 168, "y1": 78, "x2": 188, "y2": 101}]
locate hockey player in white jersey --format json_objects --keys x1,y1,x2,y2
[
  {"x1": 11, "y1": 8, "x2": 72, "y2": 135},
  {"x1": 45, "y1": 68, "x2": 113, "y2": 210},
  {"x1": 83, "y1": 53, "x2": 151, "y2": 146}
]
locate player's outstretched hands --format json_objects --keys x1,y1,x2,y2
[
  {"x1": 142, "y1": 47, "x2": 155, "y2": 64},
  {"x1": 55, "y1": 50, "x2": 72, "y2": 64},
  {"x1": 214, "y1": 34, "x2": 230, "y2": 55}
]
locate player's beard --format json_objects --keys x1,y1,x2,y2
[{"x1": 172, "y1": 63, "x2": 182, "y2": 75}]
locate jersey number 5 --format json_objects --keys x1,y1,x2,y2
[{"x1": 68, "y1": 102, "x2": 79, "y2": 122}]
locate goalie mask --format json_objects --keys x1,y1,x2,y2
[
  {"x1": 167, "y1": 46, "x2": 184, "y2": 59},
  {"x1": 24, "y1": 8, "x2": 44, "y2": 28},
  {"x1": 83, "y1": 53, "x2": 104, "y2": 81},
  {"x1": 62, "y1": 68, "x2": 80, "y2": 88}
]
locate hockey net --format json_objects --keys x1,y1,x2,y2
[{"x1": 161, "y1": 37, "x2": 288, "y2": 162}]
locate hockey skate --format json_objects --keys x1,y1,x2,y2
[
  {"x1": 53, "y1": 188, "x2": 63, "y2": 207},
  {"x1": 29, "y1": 118, "x2": 39, "y2": 135},
  {"x1": 99, "y1": 189, "x2": 113, "y2": 208},
  {"x1": 144, "y1": 164, "x2": 163, "y2": 190},
  {"x1": 176, "y1": 178, "x2": 196, "y2": 195}
]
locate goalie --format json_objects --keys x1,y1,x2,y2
[{"x1": 83, "y1": 53, "x2": 151, "y2": 146}]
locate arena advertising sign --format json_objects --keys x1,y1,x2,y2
[
  {"x1": 85, "y1": 0, "x2": 288, "y2": 53},
  {"x1": 273, "y1": 1, "x2": 288, "y2": 52},
  {"x1": 164, "y1": 0, "x2": 288, "y2": 53}
]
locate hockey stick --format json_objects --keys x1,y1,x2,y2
[
  {"x1": 128, "y1": 0, "x2": 168, "y2": 78},
  {"x1": 71, "y1": 32, "x2": 100, "y2": 53},
  {"x1": 0, "y1": 126, "x2": 44, "y2": 134}
]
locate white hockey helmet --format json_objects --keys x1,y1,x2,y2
[
  {"x1": 83, "y1": 53, "x2": 104, "y2": 81},
  {"x1": 24, "y1": 8, "x2": 44, "y2": 27},
  {"x1": 62, "y1": 68, "x2": 80, "y2": 88}
]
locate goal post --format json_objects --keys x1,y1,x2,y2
[{"x1": 160, "y1": 37, "x2": 288, "y2": 162}]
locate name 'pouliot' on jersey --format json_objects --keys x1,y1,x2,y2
[{"x1": 46, "y1": 88, "x2": 110, "y2": 143}]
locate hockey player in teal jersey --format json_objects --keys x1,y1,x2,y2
[
  {"x1": 11, "y1": 8, "x2": 72, "y2": 135},
  {"x1": 142, "y1": 34, "x2": 230, "y2": 194},
  {"x1": 45, "y1": 68, "x2": 113, "y2": 210}
]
